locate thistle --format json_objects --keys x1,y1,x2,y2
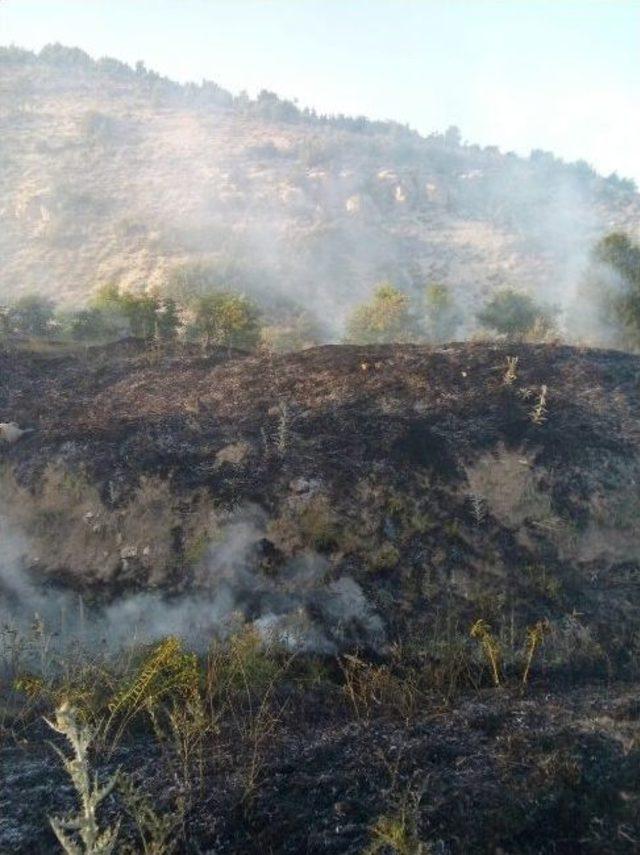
[
  {"x1": 46, "y1": 703, "x2": 120, "y2": 855},
  {"x1": 503, "y1": 355, "x2": 519, "y2": 385},
  {"x1": 529, "y1": 384, "x2": 548, "y2": 425},
  {"x1": 470, "y1": 619, "x2": 502, "y2": 686},
  {"x1": 522, "y1": 619, "x2": 549, "y2": 686}
]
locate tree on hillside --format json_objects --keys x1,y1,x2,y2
[
  {"x1": 577, "y1": 231, "x2": 640, "y2": 349},
  {"x1": 345, "y1": 283, "x2": 418, "y2": 344},
  {"x1": 476, "y1": 288, "x2": 553, "y2": 339},
  {"x1": 65, "y1": 307, "x2": 113, "y2": 342},
  {"x1": 91, "y1": 284, "x2": 161, "y2": 341},
  {"x1": 8, "y1": 294, "x2": 56, "y2": 337},
  {"x1": 424, "y1": 282, "x2": 461, "y2": 343},
  {"x1": 117, "y1": 292, "x2": 159, "y2": 340},
  {"x1": 192, "y1": 292, "x2": 260, "y2": 351},
  {"x1": 156, "y1": 298, "x2": 181, "y2": 342}
]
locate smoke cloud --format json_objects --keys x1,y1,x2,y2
[{"x1": 0, "y1": 505, "x2": 384, "y2": 665}]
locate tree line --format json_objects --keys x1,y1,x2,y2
[{"x1": 3, "y1": 231, "x2": 640, "y2": 351}]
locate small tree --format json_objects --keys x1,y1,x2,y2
[
  {"x1": 476, "y1": 289, "x2": 545, "y2": 339},
  {"x1": 579, "y1": 231, "x2": 640, "y2": 348},
  {"x1": 8, "y1": 294, "x2": 56, "y2": 337},
  {"x1": 91, "y1": 285, "x2": 161, "y2": 341},
  {"x1": 192, "y1": 292, "x2": 260, "y2": 351},
  {"x1": 117, "y1": 292, "x2": 159, "y2": 340},
  {"x1": 345, "y1": 283, "x2": 418, "y2": 344},
  {"x1": 156, "y1": 297, "x2": 181, "y2": 342},
  {"x1": 66, "y1": 307, "x2": 113, "y2": 342},
  {"x1": 424, "y1": 282, "x2": 461, "y2": 343}
]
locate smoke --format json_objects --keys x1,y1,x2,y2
[
  {"x1": 0, "y1": 505, "x2": 384, "y2": 661},
  {"x1": 3, "y1": 45, "x2": 638, "y2": 341}
]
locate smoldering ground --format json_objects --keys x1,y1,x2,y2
[{"x1": 0, "y1": 505, "x2": 384, "y2": 668}]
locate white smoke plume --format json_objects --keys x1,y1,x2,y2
[{"x1": 0, "y1": 505, "x2": 384, "y2": 664}]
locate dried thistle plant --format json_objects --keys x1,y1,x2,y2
[
  {"x1": 503, "y1": 355, "x2": 519, "y2": 385},
  {"x1": 470, "y1": 619, "x2": 502, "y2": 687},
  {"x1": 276, "y1": 400, "x2": 289, "y2": 453},
  {"x1": 46, "y1": 703, "x2": 120, "y2": 855},
  {"x1": 529, "y1": 384, "x2": 548, "y2": 425},
  {"x1": 522, "y1": 619, "x2": 550, "y2": 687},
  {"x1": 468, "y1": 493, "x2": 486, "y2": 526}
]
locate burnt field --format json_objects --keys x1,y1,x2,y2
[{"x1": 1, "y1": 339, "x2": 640, "y2": 852}]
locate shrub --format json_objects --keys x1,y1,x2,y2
[
  {"x1": 423, "y1": 282, "x2": 461, "y2": 343},
  {"x1": 476, "y1": 288, "x2": 551, "y2": 339},
  {"x1": 346, "y1": 283, "x2": 419, "y2": 344},
  {"x1": 191, "y1": 291, "x2": 260, "y2": 350},
  {"x1": 8, "y1": 294, "x2": 56, "y2": 336}
]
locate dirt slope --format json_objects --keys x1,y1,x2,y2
[{"x1": 1, "y1": 339, "x2": 639, "y2": 668}]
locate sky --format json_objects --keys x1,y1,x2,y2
[{"x1": 1, "y1": 0, "x2": 639, "y2": 183}]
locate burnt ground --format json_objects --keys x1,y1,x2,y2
[
  {"x1": 2, "y1": 680, "x2": 640, "y2": 854},
  {"x1": 1, "y1": 339, "x2": 639, "y2": 646},
  {"x1": 1, "y1": 339, "x2": 640, "y2": 852}
]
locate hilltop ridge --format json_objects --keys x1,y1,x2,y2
[{"x1": 2, "y1": 44, "x2": 639, "y2": 333}]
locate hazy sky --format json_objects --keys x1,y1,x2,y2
[{"x1": 1, "y1": 0, "x2": 639, "y2": 182}]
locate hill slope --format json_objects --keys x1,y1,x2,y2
[
  {"x1": 2, "y1": 338, "x2": 639, "y2": 664},
  {"x1": 2, "y1": 339, "x2": 640, "y2": 852},
  {"x1": 1, "y1": 44, "x2": 640, "y2": 332}
]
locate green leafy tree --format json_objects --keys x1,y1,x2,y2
[
  {"x1": 192, "y1": 292, "x2": 260, "y2": 350},
  {"x1": 424, "y1": 282, "x2": 461, "y2": 343},
  {"x1": 8, "y1": 294, "x2": 56, "y2": 336},
  {"x1": 91, "y1": 285, "x2": 161, "y2": 341},
  {"x1": 476, "y1": 288, "x2": 548, "y2": 339},
  {"x1": 117, "y1": 292, "x2": 159, "y2": 340},
  {"x1": 345, "y1": 283, "x2": 418, "y2": 344},
  {"x1": 581, "y1": 231, "x2": 640, "y2": 348}
]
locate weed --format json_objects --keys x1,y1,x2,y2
[
  {"x1": 46, "y1": 703, "x2": 120, "y2": 855},
  {"x1": 365, "y1": 786, "x2": 430, "y2": 855},
  {"x1": 503, "y1": 355, "x2": 519, "y2": 385},
  {"x1": 276, "y1": 401, "x2": 289, "y2": 453},
  {"x1": 118, "y1": 773, "x2": 185, "y2": 855},
  {"x1": 468, "y1": 493, "x2": 486, "y2": 526},
  {"x1": 470, "y1": 619, "x2": 502, "y2": 686},
  {"x1": 522, "y1": 620, "x2": 550, "y2": 687},
  {"x1": 368, "y1": 542, "x2": 401, "y2": 571},
  {"x1": 529, "y1": 384, "x2": 548, "y2": 425},
  {"x1": 106, "y1": 637, "x2": 199, "y2": 746}
]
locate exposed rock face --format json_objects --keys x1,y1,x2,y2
[{"x1": 1, "y1": 339, "x2": 639, "y2": 665}]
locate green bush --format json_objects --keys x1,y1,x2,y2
[
  {"x1": 191, "y1": 292, "x2": 260, "y2": 350},
  {"x1": 346, "y1": 283, "x2": 419, "y2": 344},
  {"x1": 477, "y1": 288, "x2": 552, "y2": 339}
]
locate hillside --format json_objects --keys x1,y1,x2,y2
[
  {"x1": 2, "y1": 44, "x2": 640, "y2": 334},
  {"x1": 2, "y1": 338, "x2": 640, "y2": 659},
  {"x1": 2, "y1": 338, "x2": 640, "y2": 852}
]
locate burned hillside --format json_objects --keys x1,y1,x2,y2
[{"x1": 1, "y1": 339, "x2": 640, "y2": 667}]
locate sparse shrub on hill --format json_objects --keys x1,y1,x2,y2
[
  {"x1": 423, "y1": 282, "x2": 461, "y2": 343},
  {"x1": 476, "y1": 287, "x2": 555, "y2": 340},
  {"x1": 346, "y1": 283, "x2": 419, "y2": 344},
  {"x1": 79, "y1": 111, "x2": 117, "y2": 144},
  {"x1": 191, "y1": 291, "x2": 261, "y2": 350},
  {"x1": 8, "y1": 294, "x2": 56, "y2": 337},
  {"x1": 63, "y1": 307, "x2": 116, "y2": 343},
  {"x1": 260, "y1": 315, "x2": 323, "y2": 353},
  {"x1": 156, "y1": 297, "x2": 181, "y2": 342},
  {"x1": 577, "y1": 231, "x2": 640, "y2": 349},
  {"x1": 91, "y1": 285, "x2": 183, "y2": 343}
]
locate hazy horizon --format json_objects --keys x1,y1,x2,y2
[{"x1": 1, "y1": 0, "x2": 639, "y2": 184}]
